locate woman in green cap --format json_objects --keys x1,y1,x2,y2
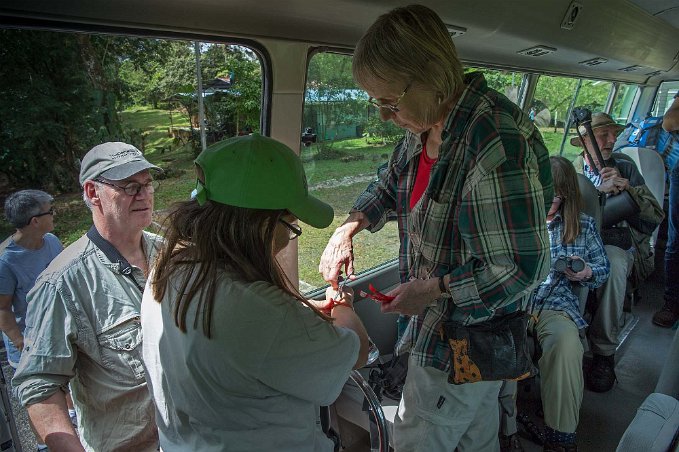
[{"x1": 141, "y1": 134, "x2": 369, "y2": 451}]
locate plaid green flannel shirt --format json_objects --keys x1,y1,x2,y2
[{"x1": 353, "y1": 72, "x2": 553, "y2": 371}]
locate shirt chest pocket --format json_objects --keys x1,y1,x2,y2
[
  {"x1": 413, "y1": 198, "x2": 458, "y2": 269},
  {"x1": 96, "y1": 318, "x2": 145, "y2": 382}
]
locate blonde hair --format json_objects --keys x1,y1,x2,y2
[
  {"x1": 152, "y1": 200, "x2": 331, "y2": 338},
  {"x1": 353, "y1": 5, "x2": 464, "y2": 104},
  {"x1": 550, "y1": 156, "x2": 583, "y2": 244}
]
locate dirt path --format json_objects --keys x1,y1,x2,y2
[{"x1": 309, "y1": 174, "x2": 375, "y2": 191}]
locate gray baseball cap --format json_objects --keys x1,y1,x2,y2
[{"x1": 79, "y1": 142, "x2": 161, "y2": 185}]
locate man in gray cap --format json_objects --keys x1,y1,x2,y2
[{"x1": 13, "y1": 142, "x2": 162, "y2": 451}]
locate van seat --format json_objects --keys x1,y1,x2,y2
[
  {"x1": 616, "y1": 327, "x2": 679, "y2": 451},
  {"x1": 617, "y1": 147, "x2": 667, "y2": 247},
  {"x1": 575, "y1": 174, "x2": 603, "y2": 322},
  {"x1": 577, "y1": 173, "x2": 604, "y2": 233},
  {"x1": 615, "y1": 393, "x2": 679, "y2": 452}
]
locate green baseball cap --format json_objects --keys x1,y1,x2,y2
[{"x1": 193, "y1": 133, "x2": 334, "y2": 228}]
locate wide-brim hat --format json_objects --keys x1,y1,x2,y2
[
  {"x1": 193, "y1": 133, "x2": 334, "y2": 229},
  {"x1": 569, "y1": 112, "x2": 624, "y2": 147},
  {"x1": 79, "y1": 142, "x2": 161, "y2": 185}
]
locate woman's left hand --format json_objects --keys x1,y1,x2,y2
[{"x1": 378, "y1": 278, "x2": 439, "y2": 316}]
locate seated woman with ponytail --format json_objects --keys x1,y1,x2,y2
[{"x1": 531, "y1": 156, "x2": 610, "y2": 452}]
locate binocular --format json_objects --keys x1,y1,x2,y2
[{"x1": 554, "y1": 255, "x2": 585, "y2": 273}]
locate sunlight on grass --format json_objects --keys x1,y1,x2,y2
[
  {"x1": 121, "y1": 107, "x2": 192, "y2": 156},
  {"x1": 298, "y1": 215, "x2": 400, "y2": 290},
  {"x1": 301, "y1": 138, "x2": 392, "y2": 185},
  {"x1": 539, "y1": 127, "x2": 581, "y2": 161}
]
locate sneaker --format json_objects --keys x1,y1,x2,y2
[
  {"x1": 587, "y1": 354, "x2": 616, "y2": 393},
  {"x1": 543, "y1": 442, "x2": 577, "y2": 452},
  {"x1": 500, "y1": 433, "x2": 525, "y2": 452},
  {"x1": 652, "y1": 301, "x2": 679, "y2": 328}
]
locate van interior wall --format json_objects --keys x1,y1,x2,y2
[{"x1": 1, "y1": 0, "x2": 679, "y2": 85}]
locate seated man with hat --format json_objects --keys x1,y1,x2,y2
[{"x1": 571, "y1": 112, "x2": 664, "y2": 393}]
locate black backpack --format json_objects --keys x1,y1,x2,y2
[{"x1": 368, "y1": 353, "x2": 409, "y2": 401}]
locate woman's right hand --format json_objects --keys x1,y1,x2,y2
[{"x1": 319, "y1": 227, "x2": 356, "y2": 289}]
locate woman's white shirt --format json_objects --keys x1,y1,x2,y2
[{"x1": 141, "y1": 268, "x2": 359, "y2": 452}]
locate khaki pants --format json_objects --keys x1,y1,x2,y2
[
  {"x1": 393, "y1": 355, "x2": 502, "y2": 452},
  {"x1": 498, "y1": 380, "x2": 518, "y2": 436},
  {"x1": 534, "y1": 310, "x2": 584, "y2": 433},
  {"x1": 590, "y1": 245, "x2": 634, "y2": 356}
]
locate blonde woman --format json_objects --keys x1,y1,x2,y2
[{"x1": 319, "y1": 5, "x2": 553, "y2": 450}]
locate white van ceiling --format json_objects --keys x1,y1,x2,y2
[
  {"x1": 628, "y1": 0, "x2": 679, "y2": 29},
  {"x1": 1, "y1": 0, "x2": 678, "y2": 84}
]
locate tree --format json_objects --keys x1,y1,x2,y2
[
  {"x1": 471, "y1": 68, "x2": 522, "y2": 102},
  {"x1": 201, "y1": 44, "x2": 262, "y2": 136},
  {"x1": 574, "y1": 80, "x2": 612, "y2": 114},
  {"x1": 0, "y1": 29, "x2": 124, "y2": 193},
  {"x1": 534, "y1": 76, "x2": 579, "y2": 128},
  {"x1": 533, "y1": 76, "x2": 612, "y2": 129}
]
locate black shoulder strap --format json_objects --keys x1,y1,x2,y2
[{"x1": 86, "y1": 225, "x2": 144, "y2": 293}]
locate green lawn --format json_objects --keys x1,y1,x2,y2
[
  {"x1": 120, "y1": 106, "x2": 191, "y2": 155},
  {"x1": 539, "y1": 127, "x2": 582, "y2": 161},
  {"x1": 300, "y1": 181, "x2": 401, "y2": 289}
]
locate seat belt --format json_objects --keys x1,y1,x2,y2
[{"x1": 86, "y1": 225, "x2": 144, "y2": 293}]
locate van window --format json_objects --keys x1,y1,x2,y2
[
  {"x1": 0, "y1": 29, "x2": 264, "y2": 243},
  {"x1": 466, "y1": 67, "x2": 527, "y2": 106},
  {"x1": 652, "y1": 80, "x2": 679, "y2": 116},
  {"x1": 300, "y1": 52, "x2": 400, "y2": 292},
  {"x1": 610, "y1": 83, "x2": 639, "y2": 124},
  {"x1": 533, "y1": 75, "x2": 612, "y2": 160},
  {"x1": 532, "y1": 75, "x2": 579, "y2": 158}
]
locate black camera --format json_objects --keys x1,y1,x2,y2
[
  {"x1": 554, "y1": 255, "x2": 585, "y2": 273},
  {"x1": 571, "y1": 106, "x2": 592, "y2": 124}
]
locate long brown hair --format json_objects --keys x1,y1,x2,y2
[
  {"x1": 550, "y1": 156, "x2": 583, "y2": 244},
  {"x1": 151, "y1": 199, "x2": 331, "y2": 338}
]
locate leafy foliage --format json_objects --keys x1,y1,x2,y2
[
  {"x1": 0, "y1": 31, "x2": 263, "y2": 194},
  {"x1": 0, "y1": 30, "x2": 125, "y2": 193}
]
